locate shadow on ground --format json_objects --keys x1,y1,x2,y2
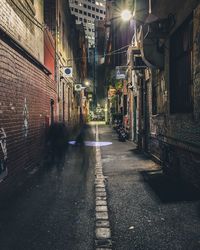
[
  {"x1": 128, "y1": 148, "x2": 150, "y2": 160},
  {"x1": 140, "y1": 170, "x2": 200, "y2": 203}
]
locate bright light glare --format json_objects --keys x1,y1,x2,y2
[
  {"x1": 85, "y1": 81, "x2": 90, "y2": 86},
  {"x1": 68, "y1": 141, "x2": 112, "y2": 147},
  {"x1": 121, "y1": 10, "x2": 132, "y2": 21}
]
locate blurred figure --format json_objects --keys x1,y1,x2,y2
[{"x1": 47, "y1": 122, "x2": 68, "y2": 164}]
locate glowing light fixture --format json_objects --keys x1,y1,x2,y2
[
  {"x1": 84, "y1": 80, "x2": 90, "y2": 87},
  {"x1": 121, "y1": 9, "x2": 132, "y2": 22},
  {"x1": 68, "y1": 141, "x2": 112, "y2": 147}
]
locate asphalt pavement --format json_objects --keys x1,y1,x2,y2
[
  {"x1": 0, "y1": 124, "x2": 200, "y2": 250},
  {"x1": 99, "y1": 125, "x2": 200, "y2": 250},
  {"x1": 0, "y1": 125, "x2": 96, "y2": 250}
]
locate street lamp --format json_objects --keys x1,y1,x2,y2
[
  {"x1": 84, "y1": 80, "x2": 90, "y2": 87},
  {"x1": 121, "y1": 10, "x2": 132, "y2": 22}
]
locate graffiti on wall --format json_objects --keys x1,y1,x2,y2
[
  {"x1": 0, "y1": 128, "x2": 8, "y2": 181},
  {"x1": 22, "y1": 97, "x2": 29, "y2": 137}
]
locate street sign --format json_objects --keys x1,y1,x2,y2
[
  {"x1": 115, "y1": 66, "x2": 127, "y2": 79},
  {"x1": 63, "y1": 67, "x2": 73, "y2": 77},
  {"x1": 74, "y1": 84, "x2": 82, "y2": 91}
]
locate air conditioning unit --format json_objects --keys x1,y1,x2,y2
[
  {"x1": 74, "y1": 84, "x2": 82, "y2": 91},
  {"x1": 63, "y1": 67, "x2": 73, "y2": 77}
]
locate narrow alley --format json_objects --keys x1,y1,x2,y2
[
  {"x1": 0, "y1": 124, "x2": 199, "y2": 250},
  {"x1": 0, "y1": 0, "x2": 200, "y2": 249}
]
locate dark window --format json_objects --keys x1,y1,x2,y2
[
  {"x1": 96, "y1": 16, "x2": 99, "y2": 19},
  {"x1": 100, "y1": 17, "x2": 103, "y2": 20},
  {"x1": 92, "y1": 14, "x2": 95, "y2": 18},
  {"x1": 84, "y1": 11, "x2": 87, "y2": 15},
  {"x1": 92, "y1": 7, "x2": 95, "y2": 11},
  {"x1": 84, "y1": 4, "x2": 87, "y2": 8},
  {"x1": 75, "y1": 8, "x2": 78, "y2": 12},
  {"x1": 96, "y1": 9, "x2": 99, "y2": 12},
  {"x1": 79, "y1": 17, "x2": 82, "y2": 21},
  {"x1": 88, "y1": 12, "x2": 91, "y2": 17},
  {"x1": 88, "y1": 0, "x2": 91, "y2": 2},
  {"x1": 79, "y1": 9, "x2": 82, "y2": 14},
  {"x1": 170, "y1": 14, "x2": 193, "y2": 113},
  {"x1": 84, "y1": 18, "x2": 87, "y2": 23},
  {"x1": 100, "y1": 10, "x2": 103, "y2": 14},
  {"x1": 88, "y1": 5, "x2": 91, "y2": 9},
  {"x1": 71, "y1": 7, "x2": 74, "y2": 11}
]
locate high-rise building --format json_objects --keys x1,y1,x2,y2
[{"x1": 69, "y1": 0, "x2": 106, "y2": 47}]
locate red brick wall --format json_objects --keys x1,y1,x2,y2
[{"x1": 0, "y1": 38, "x2": 57, "y2": 192}]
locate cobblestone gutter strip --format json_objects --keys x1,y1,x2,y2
[{"x1": 95, "y1": 124, "x2": 112, "y2": 250}]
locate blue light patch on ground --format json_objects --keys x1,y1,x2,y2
[{"x1": 68, "y1": 141, "x2": 112, "y2": 147}]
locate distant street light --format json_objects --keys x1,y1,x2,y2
[{"x1": 84, "y1": 80, "x2": 90, "y2": 87}]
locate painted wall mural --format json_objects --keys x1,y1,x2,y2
[{"x1": 0, "y1": 128, "x2": 8, "y2": 181}]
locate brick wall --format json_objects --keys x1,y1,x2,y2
[
  {"x1": 0, "y1": 0, "x2": 44, "y2": 63},
  {"x1": 0, "y1": 38, "x2": 57, "y2": 193},
  {"x1": 147, "y1": 3, "x2": 200, "y2": 188}
]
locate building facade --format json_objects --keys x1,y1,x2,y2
[
  {"x1": 105, "y1": 0, "x2": 200, "y2": 189},
  {"x1": 44, "y1": 0, "x2": 88, "y2": 129},
  {"x1": 69, "y1": 0, "x2": 106, "y2": 47},
  {"x1": 0, "y1": 0, "x2": 57, "y2": 191},
  {"x1": 0, "y1": 0, "x2": 88, "y2": 196}
]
